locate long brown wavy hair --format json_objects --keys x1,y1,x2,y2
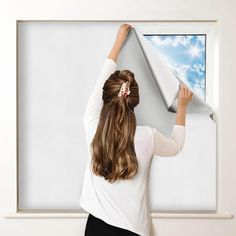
[{"x1": 91, "y1": 69, "x2": 140, "y2": 183}]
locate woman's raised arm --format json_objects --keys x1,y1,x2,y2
[
  {"x1": 83, "y1": 24, "x2": 132, "y2": 144},
  {"x1": 108, "y1": 24, "x2": 132, "y2": 62},
  {"x1": 152, "y1": 83, "x2": 193, "y2": 157}
]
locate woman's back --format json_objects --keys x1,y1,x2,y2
[
  {"x1": 80, "y1": 55, "x2": 188, "y2": 235},
  {"x1": 80, "y1": 125, "x2": 153, "y2": 236},
  {"x1": 79, "y1": 123, "x2": 185, "y2": 236}
]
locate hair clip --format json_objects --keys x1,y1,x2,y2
[{"x1": 118, "y1": 81, "x2": 130, "y2": 97}]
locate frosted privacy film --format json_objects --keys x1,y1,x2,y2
[{"x1": 18, "y1": 22, "x2": 216, "y2": 211}]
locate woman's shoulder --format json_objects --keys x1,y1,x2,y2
[
  {"x1": 136, "y1": 125, "x2": 153, "y2": 136},
  {"x1": 136, "y1": 125, "x2": 152, "y2": 130}
]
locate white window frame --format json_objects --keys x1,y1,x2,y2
[{"x1": 3, "y1": 20, "x2": 233, "y2": 219}]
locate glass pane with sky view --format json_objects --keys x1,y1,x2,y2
[{"x1": 144, "y1": 34, "x2": 206, "y2": 100}]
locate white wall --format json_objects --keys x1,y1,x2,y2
[{"x1": 0, "y1": 0, "x2": 235, "y2": 235}]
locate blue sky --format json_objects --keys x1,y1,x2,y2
[{"x1": 144, "y1": 35, "x2": 206, "y2": 100}]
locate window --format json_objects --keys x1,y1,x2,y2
[{"x1": 17, "y1": 21, "x2": 219, "y2": 213}]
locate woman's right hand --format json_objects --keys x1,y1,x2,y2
[{"x1": 177, "y1": 83, "x2": 193, "y2": 107}]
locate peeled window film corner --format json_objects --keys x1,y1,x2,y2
[{"x1": 132, "y1": 27, "x2": 215, "y2": 122}]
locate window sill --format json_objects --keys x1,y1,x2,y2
[{"x1": 4, "y1": 211, "x2": 233, "y2": 219}]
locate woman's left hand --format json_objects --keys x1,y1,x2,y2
[
  {"x1": 108, "y1": 24, "x2": 133, "y2": 62},
  {"x1": 115, "y1": 24, "x2": 133, "y2": 44}
]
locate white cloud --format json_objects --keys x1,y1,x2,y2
[
  {"x1": 165, "y1": 61, "x2": 206, "y2": 99},
  {"x1": 192, "y1": 78, "x2": 205, "y2": 99},
  {"x1": 191, "y1": 63, "x2": 205, "y2": 76},
  {"x1": 196, "y1": 35, "x2": 205, "y2": 46},
  {"x1": 150, "y1": 35, "x2": 193, "y2": 48}
]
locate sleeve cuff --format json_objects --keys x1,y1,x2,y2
[
  {"x1": 106, "y1": 57, "x2": 117, "y2": 66},
  {"x1": 174, "y1": 124, "x2": 185, "y2": 128}
]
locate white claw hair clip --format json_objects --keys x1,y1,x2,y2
[{"x1": 118, "y1": 81, "x2": 131, "y2": 97}]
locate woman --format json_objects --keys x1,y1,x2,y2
[{"x1": 79, "y1": 24, "x2": 193, "y2": 236}]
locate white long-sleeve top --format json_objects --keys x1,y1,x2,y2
[{"x1": 79, "y1": 58, "x2": 185, "y2": 236}]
